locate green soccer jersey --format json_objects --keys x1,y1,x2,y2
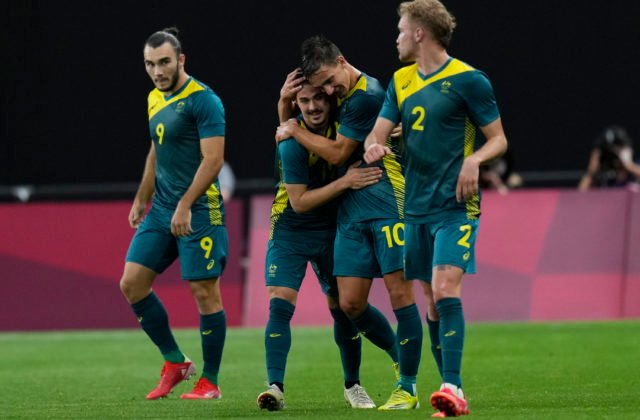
[
  {"x1": 336, "y1": 73, "x2": 405, "y2": 224},
  {"x1": 379, "y1": 58, "x2": 500, "y2": 223},
  {"x1": 269, "y1": 117, "x2": 339, "y2": 241},
  {"x1": 147, "y1": 77, "x2": 226, "y2": 225}
]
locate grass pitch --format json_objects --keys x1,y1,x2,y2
[{"x1": 1, "y1": 321, "x2": 638, "y2": 419}]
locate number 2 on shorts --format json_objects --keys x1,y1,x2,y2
[{"x1": 457, "y1": 225, "x2": 471, "y2": 248}]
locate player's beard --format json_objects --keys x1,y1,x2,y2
[{"x1": 158, "y1": 63, "x2": 181, "y2": 92}]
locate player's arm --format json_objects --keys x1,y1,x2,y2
[
  {"x1": 616, "y1": 146, "x2": 640, "y2": 177},
  {"x1": 129, "y1": 142, "x2": 156, "y2": 228},
  {"x1": 276, "y1": 121, "x2": 359, "y2": 166},
  {"x1": 456, "y1": 118, "x2": 508, "y2": 202},
  {"x1": 285, "y1": 162, "x2": 383, "y2": 213},
  {"x1": 172, "y1": 136, "x2": 224, "y2": 237},
  {"x1": 363, "y1": 117, "x2": 396, "y2": 164},
  {"x1": 277, "y1": 68, "x2": 305, "y2": 123}
]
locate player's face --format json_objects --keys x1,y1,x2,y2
[
  {"x1": 296, "y1": 84, "x2": 330, "y2": 130},
  {"x1": 143, "y1": 42, "x2": 184, "y2": 93},
  {"x1": 397, "y1": 15, "x2": 418, "y2": 62},
  {"x1": 308, "y1": 60, "x2": 350, "y2": 99}
]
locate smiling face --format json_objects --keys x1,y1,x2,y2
[
  {"x1": 143, "y1": 42, "x2": 185, "y2": 93},
  {"x1": 295, "y1": 83, "x2": 330, "y2": 130},
  {"x1": 307, "y1": 58, "x2": 351, "y2": 99}
]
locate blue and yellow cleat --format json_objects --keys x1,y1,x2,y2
[{"x1": 377, "y1": 386, "x2": 419, "y2": 410}]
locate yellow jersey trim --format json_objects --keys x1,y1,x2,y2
[
  {"x1": 148, "y1": 79, "x2": 205, "y2": 120},
  {"x1": 338, "y1": 74, "x2": 368, "y2": 107},
  {"x1": 463, "y1": 117, "x2": 480, "y2": 219},
  {"x1": 393, "y1": 59, "x2": 475, "y2": 109},
  {"x1": 382, "y1": 138, "x2": 405, "y2": 219}
]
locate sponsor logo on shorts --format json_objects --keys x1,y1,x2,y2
[
  {"x1": 268, "y1": 264, "x2": 278, "y2": 278},
  {"x1": 400, "y1": 338, "x2": 409, "y2": 345},
  {"x1": 463, "y1": 251, "x2": 470, "y2": 261},
  {"x1": 269, "y1": 333, "x2": 282, "y2": 338},
  {"x1": 202, "y1": 330, "x2": 213, "y2": 336},
  {"x1": 444, "y1": 330, "x2": 457, "y2": 337},
  {"x1": 207, "y1": 259, "x2": 215, "y2": 270}
]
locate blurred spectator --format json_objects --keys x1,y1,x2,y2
[
  {"x1": 479, "y1": 149, "x2": 521, "y2": 194},
  {"x1": 218, "y1": 162, "x2": 236, "y2": 202},
  {"x1": 578, "y1": 126, "x2": 639, "y2": 190}
]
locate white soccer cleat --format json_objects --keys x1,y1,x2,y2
[
  {"x1": 344, "y1": 384, "x2": 376, "y2": 409},
  {"x1": 257, "y1": 384, "x2": 285, "y2": 411}
]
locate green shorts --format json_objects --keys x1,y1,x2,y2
[
  {"x1": 333, "y1": 219, "x2": 404, "y2": 278},
  {"x1": 265, "y1": 234, "x2": 337, "y2": 296},
  {"x1": 404, "y1": 216, "x2": 479, "y2": 283},
  {"x1": 125, "y1": 204, "x2": 228, "y2": 280}
]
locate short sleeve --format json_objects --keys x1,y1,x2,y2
[
  {"x1": 379, "y1": 78, "x2": 400, "y2": 124},
  {"x1": 193, "y1": 90, "x2": 226, "y2": 138},
  {"x1": 462, "y1": 71, "x2": 500, "y2": 127},
  {"x1": 279, "y1": 139, "x2": 310, "y2": 184},
  {"x1": 338, "y1": 92, "x2": 382, "y2": 142}
]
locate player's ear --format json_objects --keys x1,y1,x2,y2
[
  {"x1": 178, "y1": 53, "x2": 186, "y2": 67},
  {"x1": 336, "y1": 55, "x2": 346, "y2": 67}
]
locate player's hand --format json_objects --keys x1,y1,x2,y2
[
  {"x1": 280, "y1": 68, "x2": 305, "y2": 102},
  {"x1": 343, "y1": 160, "x2": 383, "y2": 190},
  {"x1": 390, "y1": 123, "x2": 403, "y2": 138},
  {"x1": 364, "y1": 143, "x2": 391, "y2": 164},
  {"x1": 128, "y1": 200, "x2": 147, "y2": 228},
  {"x1": 456, "y1": 156, "x2": 481, "y2": 202},
  {"x1": 171, "y1": 206, "x2": 193, "y2": 237},
  {"x1": 275, "y1": 119, "x2": 299, "y2": 143}
]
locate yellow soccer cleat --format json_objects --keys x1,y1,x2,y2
[{"x1": 377, "y1": 386, "x2": 419, "y2": 410}]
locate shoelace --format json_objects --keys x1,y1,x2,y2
[{"x1": 349, "y1": 385, "x2": 372, "y2": 403}]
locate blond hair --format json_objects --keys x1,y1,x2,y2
[{"x1": 398, "y1": 0, "x2": 456, "y2": 48}]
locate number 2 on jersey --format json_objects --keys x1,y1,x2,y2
[
  {"x1": 156, "y1": 123, "x2": 165, "y2": 145},
  {"x1": 411, "y1": 106, "x2": 425, "y2": 131}
]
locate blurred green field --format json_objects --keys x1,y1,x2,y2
[{"x1": 1, "y1": 321, "x2": 639, "y2": 419}]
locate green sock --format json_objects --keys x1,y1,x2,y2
[
  {"x1": 200, "y1": 310, "x2": 226, "y2": 384},
  {"x1": 394, "y1": 304, "x2": 422, "y2": 395},
  {"x1": 436, "y1": 297, "x2": 465, "y2": 387},
  {"x1": 353, "y1": 304, "x2": 399, "y2": 363},
  {"x1": 131, "y1": 292, "x2": 183, "y2": 363},
  {"x1": 427, "y1": 318, "x2": 443, "y2": 378},
  {"x1": 265, "y1": 298, "x2": 294, "y2": 385},
  {"x1": 330, "y1": 308, "x2": 361, "y2": 385}
]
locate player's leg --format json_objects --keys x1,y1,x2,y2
[
  {"x1": 422, "y1": 282, "x2": 443, "y2": 379},
  {"x1": 428, "y1": 218, "x2": 478, "y2": 416},
  {"x1": 258, "y1": 238, "x2": 307, "y2": 410},
  {"x1": 374, "y1": 220, "x2": 421, "y2": 410},
  {"x1": 121, "y1": 208, "x2": 191, "y2": 399},
  {"x1": 313, "y1": 247, "x2": 374, "y2": 409},
  {"x1": 178, "y1": 224, "x2": 228, "y2": 400},
  {"x1": 334, "y1": 223, "x2": 398, "y2": 364}
]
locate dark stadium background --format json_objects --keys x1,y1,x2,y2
[{"x1": 3, "y1": 0, "x2": 640, "y2": 191}]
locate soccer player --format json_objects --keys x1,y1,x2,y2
[
  {"x1": 258, "y1": 78, "x2": 387, "y2": 411},
  {"x1": 364, "y1": 0, "x2": 508, "y2": 416},
  {"x1": 119, "y1": 28, "x2": 228, "y2": 400},
  {"x1": 276, "y1": 37, "x2": 424, "y2": 410}
]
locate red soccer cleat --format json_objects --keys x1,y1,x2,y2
[
  {"x1": 431, "y1": 411, "x2": 447, "y2": 418},
  {"x1": 180, "y1": 377, "x2": 222, "y2": 399},
  {"x1": 146, "y1": 359, "x2": 196, "y2": 400},
  {"x1": 429, "y1": 384, "x2": 470, "y2": 417}
]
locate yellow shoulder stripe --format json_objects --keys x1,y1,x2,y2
[
  {"x1": 394, "y1": 59, "x2": 474, "y2": 109},
  {"x1": 338, "y1": 74, "x2": 368, "y2": 107},
  {"x1": 147, "y1": 79, "x2": 205, "y2": 120}
]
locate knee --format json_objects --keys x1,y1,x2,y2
[
  {"x1": 387, "y1": 283, "x2": 415, "y2": 309},
  {"x1": 119, "y1": 275, "x2": 147, "y2": 304},
  {"x1": 339, "y1": 296, "x2": 367, "y2": 319}
]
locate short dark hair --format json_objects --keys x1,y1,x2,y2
[
  {"x1": 145, "y1": 27, "x2": 182, "y2": 56},
  {"x1": 300, "y1": 36, "x2": 342, "y2": 78}
]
